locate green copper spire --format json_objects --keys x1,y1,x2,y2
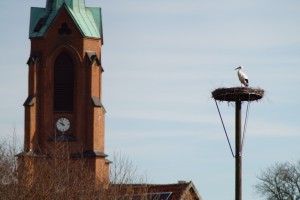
[
  {"x1": 29, "y1": 0, "x2": 102, "y2": 39},
  {"x1": 45, "y1": 0, "x2": 86, "y2": 12}
]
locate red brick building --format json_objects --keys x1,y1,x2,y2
[
  {"x1": 118, "y1": 181, "x2": 202, "y2": 200},
  {"x1": 22, "y1": 0, "x2": 109, "y2": 183}
]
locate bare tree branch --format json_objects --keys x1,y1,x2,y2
[{"x1": 255, "y1": 161, "x2": 300, "y2": 200}]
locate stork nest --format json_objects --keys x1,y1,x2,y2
[{"x1": 212, "y1": 87, "x2": 264, "y2": 102}]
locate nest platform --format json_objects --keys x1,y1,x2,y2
[{"x1": 212, "y1": 87, "x2": 264, "y2": 102}]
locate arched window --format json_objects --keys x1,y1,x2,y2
[{"x1": 54, "y1": 52, "x2": 74, "y2": 112}]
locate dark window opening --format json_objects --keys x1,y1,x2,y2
[
  {"x1": 54, "y1": 52, "x2": 74, "y2": 112},
  {"x1": 58, "y1": 23, "x2": 72, "y2": 35}
]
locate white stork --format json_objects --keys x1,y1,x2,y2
[{"x1": 235, "y1": 65, "x2": 249, "y2": 87}]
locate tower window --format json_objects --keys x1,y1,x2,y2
[
  {"x1": 58, "y1": 23, "x2": 72, "y2": 35},
  {"x1": 54, "y1": 52, "x2": 74, "y2": 112}
]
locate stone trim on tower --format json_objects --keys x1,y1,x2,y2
[{"x1": 23, "y1": 96, "x2": 35, "y2": 107}]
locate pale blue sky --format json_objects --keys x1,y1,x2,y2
[{"x1": 0, "y1": 0, "x2": 300, "y2": 199}]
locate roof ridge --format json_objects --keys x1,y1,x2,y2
[{"x1": 147, "y1": 181, "x2": 191, "y2": 186}]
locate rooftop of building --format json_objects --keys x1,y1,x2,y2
[{"x1": 29, "y1": 0, "x2": 102, "y2": 39}]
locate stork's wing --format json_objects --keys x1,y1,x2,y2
[
  {"x1": 244, "y1": 78, "x2": 249, "y2": 86},
  {"x1": 241, "y1": 72, "x2": 248, "y2": 80}
]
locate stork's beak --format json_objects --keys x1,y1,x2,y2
[{"x1": 235, "y1": 67, "x2": 240, "y2": 70}]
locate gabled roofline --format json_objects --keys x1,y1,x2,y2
[
  {"x1": 62, "y1": 3, "x2": 85, "y2": 37},
  {"x1": 30, "y1": 4, "x2": 84, "y2": 39},
  {"x1": 181, "y1": 181, "x2": 202, "y2": 200},
  {"x1": 29, "y1": 2, "x2": 102, "y2": 39},
  {"x1": 86, "y1": 51, "x2": 101, "y2": 66},
  {"x1": 113, "y1": 181, "x2": 202, "y2": 200}
]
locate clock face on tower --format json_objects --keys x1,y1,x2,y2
[{"x1": 56, "y1": 117, "x2": 70, "y2": 132}]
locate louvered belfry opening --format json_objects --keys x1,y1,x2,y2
[{"x1": 54, "y1": 52, "x2": 74, "y2": 112}]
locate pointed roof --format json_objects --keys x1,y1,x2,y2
[
  {"x1": 112, "y1": 181, "x2": 202, "y2": 200},
  {"x1": 29, "y1": 0, "x2": 102, "y2": 39}
]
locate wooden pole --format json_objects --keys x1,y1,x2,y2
[{"x1": 235, "y1": 100, "x2": 242, "y2": 200}]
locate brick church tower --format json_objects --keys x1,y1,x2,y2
[{"x1": 22, "y1": 0, "x2": 109, "y2": 184}]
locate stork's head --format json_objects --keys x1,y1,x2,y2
[{"x1": 235, "y1": 65, "x2": 243, "y2": 70}]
